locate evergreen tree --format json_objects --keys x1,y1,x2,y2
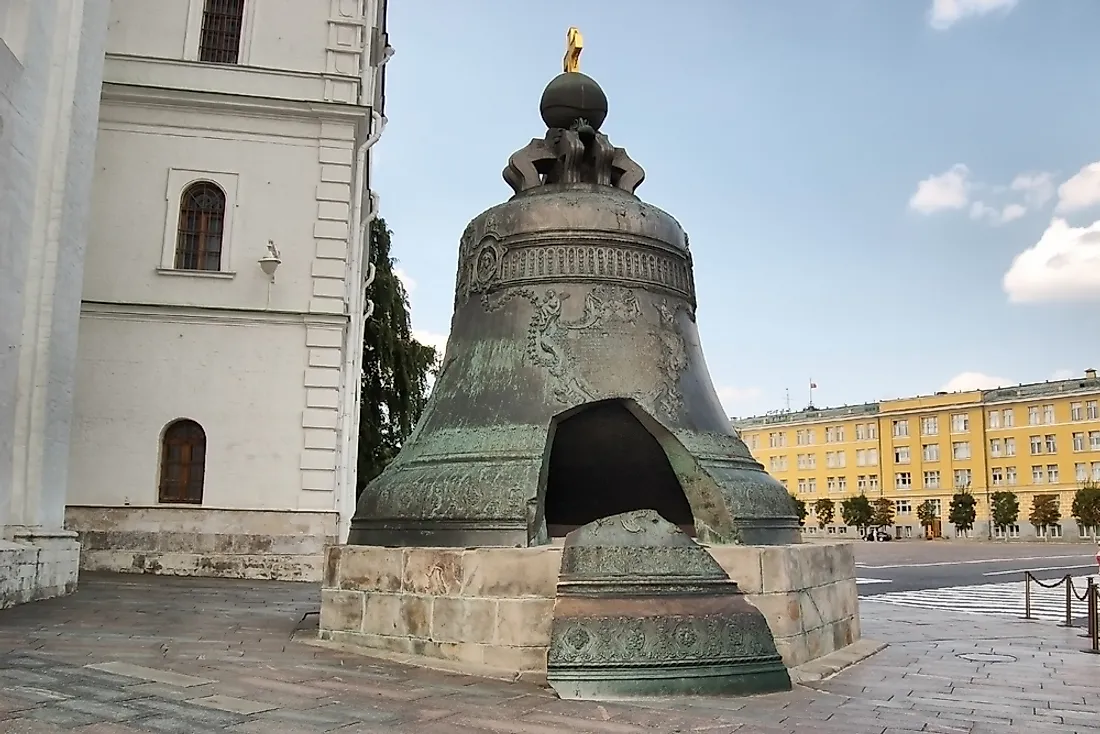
[
  {"x1": 990, "y1": 491, "x2": 1020, "y2": 539},
  {"x1": 871, "y1": 497, "x2": 895, "y2": 530},
  {"x1": 357, "y1": 217, "x2": 439, "y2": 495},
  {"x1": 790, "y1": 493, "x2": 807, "y2": 527},
  {"x1": 1028, "y1": 493, "x2": 1061, "y2": 538},
  {"x1": 916, "y1": 500, "x2": 938, "y2": 536},
  {"x1": 840, "y1": 495, "x2": 873, "y2": 534},
  {"x1": 813, "y1": 498, "x2": 835, "y2": 530},
  {"x1": 948, "y1": 490, "x2": 977, "y2": 535},
  {"x1": 1071, "y1": 481, "x2": 1100, "y2": 540}
]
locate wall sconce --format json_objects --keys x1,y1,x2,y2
[{"x1": 259, "y1": 240, "x2": 281, "y2": 282}]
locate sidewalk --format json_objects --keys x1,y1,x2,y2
[{"x1": 0, "y1": 573, "x2": 1098, "y2": 733}]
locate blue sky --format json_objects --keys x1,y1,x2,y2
[{"x1": 373, "y1": 0, "x2": 1100, "y2": 418}]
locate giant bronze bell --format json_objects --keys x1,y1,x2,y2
[{"x1": 350, "y1": 49, "x2": 799, "y2": 548}]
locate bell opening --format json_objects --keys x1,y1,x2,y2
[{"x1": 542, "y1": 399, "x2": 695, "y2": 539}]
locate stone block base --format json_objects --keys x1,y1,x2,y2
[
  {"x1": 65, "y1": 506, "x2": 337, "y2": 581},
  {"x1": 319, "y1": 541, "x2": 864, "y2": 682},
  {"x1": 0, "y1": 528, "x2": 81, "y2": 609}
]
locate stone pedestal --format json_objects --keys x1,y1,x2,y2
[
  {"x1": 318, "y1": 541, "x2": 862, "y2": 684},
  {"x1": 0, "y1": 527, "x2": 81, "y2": 609}
]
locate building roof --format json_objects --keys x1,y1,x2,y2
[{"x1": 731, "y1": 370, "x2": 1100, "y2": 429}]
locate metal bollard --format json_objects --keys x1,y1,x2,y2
[
  {"x1": 1023, "y1": 572, "x2": 1032, "y2": 620},
  {"x1": 1063, "y1": 574, "x2": 1074, "y2": 628},
  {"x1": 1085, "y1": 579, "x2": 1100, "y2": 656}
]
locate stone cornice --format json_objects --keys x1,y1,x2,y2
[{"x1": 80, "y1": 299, "x2": 347, "y2": 328}]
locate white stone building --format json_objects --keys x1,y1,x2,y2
[{"x1": 1, "y1": 0, "x2": 390, "y2": 606}]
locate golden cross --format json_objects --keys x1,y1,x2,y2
[{"x1": 563, "y1": 27, "x2": 583, "y2": 73}]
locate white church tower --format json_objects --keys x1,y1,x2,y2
[{"x1": 1, "y1": 0, "x2": 391, "y2": 605}]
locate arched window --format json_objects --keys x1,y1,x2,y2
[
  {"x1": 159, "y1": 420, "x2": 207, "y2": 504},
  {"x1": 175, "y1": 182, "x2": 225, "y2": 271},
  {"x1": 199, "y1": 0, "x2": 245, "y2": 64}
]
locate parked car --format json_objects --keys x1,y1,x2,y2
[{"x1": 864, "y1": 529, "x2": 893, "y2": 542}]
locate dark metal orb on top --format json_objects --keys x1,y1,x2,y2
[{"x1": 540, "y1": 72, "x2": 608, "y2": 131}]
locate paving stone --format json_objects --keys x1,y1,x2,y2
[
  {"x1": 185, "y1": 695, "x2": 278, "y2": 715},
  {"x1": 84, "y1": 663, "x2": 215, "y2": 688}
]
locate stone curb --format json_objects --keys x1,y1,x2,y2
[{"x1": 789, "y1": 638, "x2": 887, "y2": 685}]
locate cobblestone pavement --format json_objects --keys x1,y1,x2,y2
[{"x1": 1, "y1": 573, "x2": 1099, "y2": 733}]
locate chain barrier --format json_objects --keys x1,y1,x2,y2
[{"x1": 1021, "y1": 572, "x2": 1100, "y2": 654}]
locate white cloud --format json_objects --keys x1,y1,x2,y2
[
  {"x1": 1011, "y1": 171, "x2": 1055, "y2": 209},
  {"x1": 909, "y1": 164, "x2": 971, "y2": 214},
  {"x1": 717, "y1": 385, "x2": 762, "y2": 415},
  {"x1": 969, "y1": 201, "x2": 1026, "y2": 226},
  {"x1": 929, "y1": 0, "x2": 1018, "y2": 30},
  {"x1": 1002, "y1": 218, "x2": 1100, "y2": 303},
  {"x1": 412, "y1": 329, "x2": 449, "y2": 360},
  {"x1": 1055, "y1": 162, "x2": 1100, "y2": 214},
  {"x1": 942, "y1": 372, "x2": 1014, "y2": 392}
]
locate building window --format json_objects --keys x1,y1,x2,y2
[
  {"x1": 1032, "y1": 465, "x2": 1044, "y2": 484},
  {"x1": 1071, "y1": 402, "x2": 1083, "y2": 421},
  {"x1": 1088, "y1": 401, "x2": 1099, "y2": 420},
  {"x1": 159, "y1": 419, "x2": 206, "y2": 504},
  {"x1": 1028, "y1": 406, "x2": 1040, "y2": 425},
  {"x1": 994, "y1": 524, "x2": 1020, "y2": 539},
  {"x1": 921, "y1": 416, "x2": 938, "y2": 436},
  {"x1": 893, "y1": 420, "x2": 909, "y2": 438},
  {"x1": 1077, "y1": 463, "x2": 1088, "y2": 482},
  {"x1": 1044, "y1": 434, "x2": 1057, "y2": 453},
  {"x1": 1041, "y1": 524, "x2": 1063, "y2": 539},
  {"x1": 989, "y1": 438, "x2": 1002, "y2": 458},
  {"x1": 836, "y1": 476, "x2": 847, "y2": 491},
  {"x1": 1006, "y1": 466, "x2": 1018, "y2": 485},
  {"x1": 991, "y1": 467, "x2": 1004, "y2": 486},
  {"x1": 951, "y1": 413, "x2": 969, "y2": 433},
  {"x1": 954, "y1": 468, "x2": 971, "y2": 488},
  {"x1": 988, "y1": 409, "x2": 1001, "y2": 429},
  {"x1": 1047, "y1": 464, "x2": 1059, "y2": 483},
  {"x1": 806, "y1": 478, "x2": 817, "y2": 493},
  {"x1": 1043, "y1": 404, "x2": 1055, "y2": 424},
  {"x1": 199, "y1": 0, "x2": 245, "y2": 64},
  {"x1": 923, "y1": 470, "x2": 940, "y2": 489},
  {"x1": 1029, "y1": 435, "x2": 1042, "y2": 454},
  {"x1": 952, "y1": 441, "x2": 971, "y2": 460},
  {"x1": 896, "y1": 500, "x2": 912, "y2": 515},
  {"x1": 922, "y1": 443, "x2": 940, "y2": 462},
  {"x1": 868, "y1": 474, "x2": 880, "y2": 490},
  {"x1": 175, "y1": 182, "x2": 226, "y2": 271},
  {"x1": 1091, "y1": 431, "x2": 1100, "y2": 451},
  {"x1": 1094, "y1": 462, "x2": 1100, "y2": 482},
  {"x1": 1005, "y1": 437, "x2": 1016, "y2": 456},
  {"x1": 894, "y1": 446, "x2": 911, "y2": 464},
  {"x1": 895, "y1": 471, "x2": 912, "y2": 489},
  {"x1": 1003, "y1": 409, "x2": 1014, "y2": 427},
  {"x1": 1073, "y1": 432, "x2": 1086, "y2": 452}
]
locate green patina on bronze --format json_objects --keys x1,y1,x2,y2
[
  {"x1": 547, "y1": 510, "x2": 792, "y2": 699},
  {"x1": 349, "y1": 69, "x2": 799, "y2": 548}
]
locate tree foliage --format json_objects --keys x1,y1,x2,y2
[
  {"x1": 357, "y1": 217, "x2": 439, "y2": 494},
  {"x1": 916, "y1": 500, "x2": 938, "y2": 530},
  {"x1": 990, "y1": 491, "x2": 1020, "y2": 531},
  {"x1": 870, "y1": 497, "x2": 895, "y2": 529},
  {"x1": 790, "y1": 493, "x2": 807, "y2": 527},
  {"x1": 1072, "y1": 481, "x2": 1100, "y2": 538},
  {"x1": 813, "y1": 498, "x2": 835, "y2": 529},
  {"x1": 840, "y1": 495, "x2": 873, "y2": 532},
  {"x1": 948, "y1": 490, "x2": 977, "y2": 534},
  {"x1": 1028, "y1": 493, "x2": 1061, "y2": 535}
]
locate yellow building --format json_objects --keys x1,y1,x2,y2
[{"x1": 734, "y1": 369, "x2": 1100, "y2": 541}]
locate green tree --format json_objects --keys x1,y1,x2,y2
[
  {"x1": 790, "y1": 493, "x2": 807, "y2": 527},
  {"x1": 916, "y1": 500, "x2": 938, "y2": 536},
  {"x1": 813, "y1": 498, "x2": 835, "y2": 529},
  {"x1": 870, "y1": 497, "x2": 895, "y2": 530},
  {"x1": 948, "y1": 490, "x2": 977, "y2": 535},
  {"x1": 840, "y1": 495, "x2": 874, "y2": 534},
  {"x1": 357, "y1": 217, "x2": 439, "y2": 495},
  {"x1": 1029, "y1": 493, "x2": 1061, "y2": 538},
  {"x1": 990, "y1": 491, "x2": 1020, "y2": 539},
  {"x1": 1071, "y1": 481, "x2": 1100, "y2": 540}
]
